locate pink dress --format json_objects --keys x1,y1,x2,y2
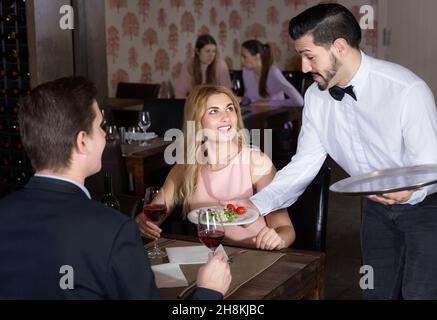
[{"x1": 190, "y1": 148, "x2": 267, "y2": 245}]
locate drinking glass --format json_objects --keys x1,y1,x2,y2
[
  {"x1": 138, "y1": 111, "x2": 151, "y2": 146},
  {"x1": 126, "y1": 126, "x2": 138, "y2": 144},
  {"x1": 101, "y1": 108, "x2": 107, "y2": 130},
  {"x1": 106, "y1": 125, "x2": 119, "y2": 141},
  {"x1": 143, "y1": 186, "x2": 167, "y2": 259},
  {"x1": 197, "y1": 209, "x2": 225, "y2": 252}
]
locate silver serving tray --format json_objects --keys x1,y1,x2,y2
[{"x1": 329, "y1": 164, "x2": 437, "y2": 195}]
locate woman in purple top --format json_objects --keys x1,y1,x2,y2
[
  {"x1": 175, "y1": 34, "x2": 232, "y2": 98},
  {"x1": 240, "y1": 40, "x2": 304, "y2": 107}
]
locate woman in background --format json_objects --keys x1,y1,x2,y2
[
  {"x1": 240, "y1": 39, "x2": 304, "y2": 107},
  {"x1": 175, "y1": 34, "x2": 232, "y2": 98},
  {"x1": 136, "y1": 85, "x2": 295, "y2": 250}
]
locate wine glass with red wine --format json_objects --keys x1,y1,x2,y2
[
  {"x1": 143, "y1": 186, "x2": 167, "y2": 259},
  {"x1": 197, "y1": 209, "x2": 225, "y2": 252}
]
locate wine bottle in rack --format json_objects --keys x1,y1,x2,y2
[
  {"x1": 12, "y1": 104, "x2": 19, "y2": 115},
  {"x1": 8, "y1": 86, "x2": 21, "y2": 97},
  {"x1": 1, "y1": 136, "x2": 11, "y2": 150},
  {"x1": 11, "y1": 152, "x2": 25, "y2": 168},
  {"x1": 1, "y1": 152, "x2": 11, "y2": 167},
  {"x1": 12, "y1": 136, "x2": 23, "y2": 151},
  {"x1": 0, "y1": 118, "x2": 6, "y2": 132},
  {"x1": 9, "y1": 119, "x2": 20, "y2": 132},
  {"x1": 3, "y1": 49, "x2": 19, "y2": 62},
  {"x1": 9, "y1": 69, "x2": 20, "y2": 79},
  {"x1": 9, "y1": 170, "x2": 28, "y2": 185}
]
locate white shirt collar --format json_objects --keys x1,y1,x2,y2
[
  {"x1": 34, "y1": 174, "x2": 91, "y2": 199},
  {"x1": 344, "y1": 50, "x2": 370, "y2": 101}
]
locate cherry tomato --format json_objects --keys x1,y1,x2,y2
[
  {"x1": 226, "y1": 204, "x2": 235, "y2": 211},
  {"x1": 236, "y1": 207, "x2": 246, "y2": 215}
]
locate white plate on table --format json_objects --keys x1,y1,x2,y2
[{"x1": 187, "y1": 206, "x2": 259, "y2": 226}]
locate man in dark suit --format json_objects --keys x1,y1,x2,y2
[{"x1": 0, "y1": 77, "x2": 231, "y2": 299}]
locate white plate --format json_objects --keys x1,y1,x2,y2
[{"x1": 187, "y1": 206, "x2": 259, "y2": 226}]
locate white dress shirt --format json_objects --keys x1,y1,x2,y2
[{"x1": 251, "y1": 52, "x2": 437, "y2": 215}]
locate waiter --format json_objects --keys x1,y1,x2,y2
[{"x1": 250, "y1": 3, "x2": 437, "y2": 299}]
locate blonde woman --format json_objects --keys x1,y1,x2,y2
[
  {"x1": 136, "y1": 85, "x2": 295, "y2": 250},
  {"x1": 175, "y1": 34, "x2": 232, "y2": 98}
]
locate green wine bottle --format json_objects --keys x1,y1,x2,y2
[{"x1": 101, "y1": 172, "x2": 120, "y2": 210}]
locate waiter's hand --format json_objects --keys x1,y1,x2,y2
[{"x1": 367, "y1": 189, "x2": 417, "y2": 205}]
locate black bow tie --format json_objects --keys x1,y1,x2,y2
[{"x1": 329, "y1": 85, "x2": 357, "y2": 101}]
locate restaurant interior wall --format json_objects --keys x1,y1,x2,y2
[{"x1": 105, "y1": 0, "x2": 380, "y2": 97}]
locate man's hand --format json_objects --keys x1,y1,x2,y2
[
  {"x1": 196, "y1": 252, "x2": 232, "y2": 295},
  {"x1": 252, "y1": 226, "x2": 285, "y2": 250},
  {"x1": 367, "y1": 189, "x2": 417, "y2": 205},
  {"x1": 135, "y1": 214, "x2": 162, "y2": 240}
]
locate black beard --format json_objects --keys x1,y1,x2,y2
[{"x1": 316, "y1": 54, "x2": 341, "y2": 91}]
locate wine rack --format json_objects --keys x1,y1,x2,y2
[{"x1": 0, "y1": 0, "x2": 32, "y2": 197}]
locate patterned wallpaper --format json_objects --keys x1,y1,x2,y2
[{"x1": 105, "y1": 0, "x2": 379, "y2": 97}]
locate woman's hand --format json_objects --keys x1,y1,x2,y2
[
  {"x1": 253, "y1": 226, "x2": 286, "y2": 250},
  {"x1": 135, "y1": 213, "x2": 162, "y2": 240}
]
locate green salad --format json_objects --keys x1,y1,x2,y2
[{"x1": 206, "y1": 207, "x2": 238, "y2": 223}]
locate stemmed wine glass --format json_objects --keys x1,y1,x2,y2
[
  {"x1": 138, "y1": 111, "x2": 151, "y2": 146},
  {"x1": 101, "y1": 108, "x2": 107, "y2": 130},
  {"x1": 143, "y1": 186, "x2": 167, "y2": 259},
  {"x1": 126, "y1": 126, "x2": 138, "y2": 144},
  {"x1": 197, "y1": 209, "x2": 225, "y2": 253}
]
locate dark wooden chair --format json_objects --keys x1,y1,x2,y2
[
  {"x1": 282, "y1": 71, "x2": 313, "y2": 96},
  {"x1": 116, "y1": 82, "x2": 161, "y2": 100},
  {"x1": 288, "y1": 166, "x2": 331, "y2": 252}
]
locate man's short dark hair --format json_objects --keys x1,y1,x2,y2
[
  {"x1": 18, "y1": 76, "x2": 97, "y2": 171},
  {"x1": 289, "y1": 3, "x2": 362, "y2": 49}
]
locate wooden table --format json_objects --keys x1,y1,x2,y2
[
  {"x1": 106, "y1": 97, "x2": 144, "y2": 111},
  {"x1": 241, "y1": 104, "x2": 301, "y2": 130},
  {"x1": 122, "y1": 138, "x2": 172, "y2": 196},
  {"x1": 154, "y1": 234, "x2": 325, "y2": 300}
]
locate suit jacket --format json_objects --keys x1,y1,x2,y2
[{"x1": 0, "y1": 176, "x2": 221, "y2": 300}]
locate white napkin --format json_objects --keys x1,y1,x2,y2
[
  {"x1": 151, "y1": 263, "x2": 188, "y2": 288},
  {"x1": 166, "y1": 245, "x2": 228, "y2": 265},
  {"x1": 125, "y1": 132, "x2": 157, "y2": 141}
]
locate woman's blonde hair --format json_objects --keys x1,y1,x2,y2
[{"x1": 177, "y1": 85, "x2": 248, "y2": 216}]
